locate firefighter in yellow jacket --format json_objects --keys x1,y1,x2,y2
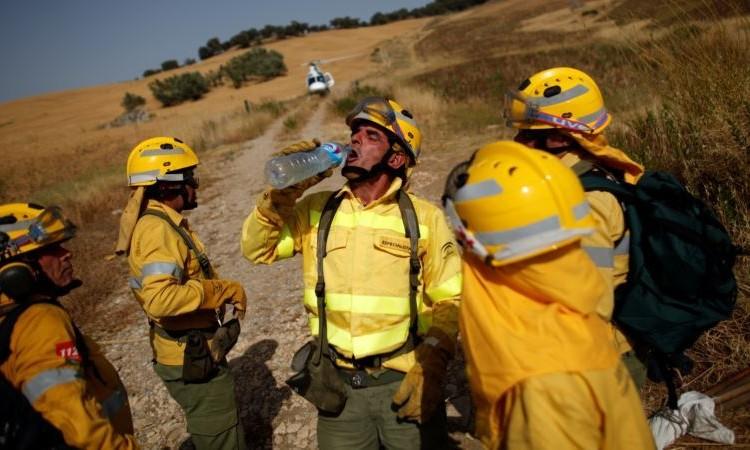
[
  {"x1": 442, "y1": 141, "x2": 653, "y2": 449},
  {"x1": 118, "y1": 137, "x2": 247, "y2": 450},
  {"x1": 504, "y1": 67, "x2": 648, "y2": 387},
  {"x1": 0, "y1": 203, "x2": 137, "y2": 449},
  {"x1": 241, "y1": 97, "x2": 462, "y2": 449}
]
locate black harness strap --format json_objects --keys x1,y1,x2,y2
[
  {"x1": 315, "y1": 189, "x2": 421, "y2": 367},
  {"x1": 142, "y1": 209, "x2": 214, "y2": 279}
]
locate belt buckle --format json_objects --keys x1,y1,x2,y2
[{"x1": 351, "y1": 371, "x2": 366, "y2": 388}]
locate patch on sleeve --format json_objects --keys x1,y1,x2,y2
[{"x1": 55, "y1": 341, "x2": 81, "y2": 363}]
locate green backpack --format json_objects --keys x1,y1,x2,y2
[{"x1": 579, "y1": 169, "x2": 739, "y2": 407}]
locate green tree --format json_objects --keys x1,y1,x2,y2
[
  {"x1": 161, "y1": 59, "x2": 179, "y2": 71},
  {"x1": 143, "y1": 68, "x2": 161, "y2": 77},
  {"x1": 149, "y1": 72, "x2": 210, "y2": 107},
  {"x1": 121, "y1": 92, "x2": 146, "y2": 112},
  {"x1": 222, "y1": 48, "x2": 287, "y2": 88},
  {"x1": 198, "y1": 46, "x2": 213, "y2": 60}
]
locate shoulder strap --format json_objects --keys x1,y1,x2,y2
[
  {"x1": 313, "y1": 189, "x2": 422, "y2": 363},
  {"x1": 579, "y1": 173, "x2": 637, "y2": 203},
  {"x1": 142, "y1": 209, "x2": 214, "y2": 279},
  {"x1": 314, "y1": 192, "x2": 345, "y2": 364},
  {"x1": 396, "y1": 190, "x2": 421, "y2": 335}
]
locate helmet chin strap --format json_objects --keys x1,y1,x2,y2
[{"x1": 342, "y1": 149, "x2": 405, "y2": 183}]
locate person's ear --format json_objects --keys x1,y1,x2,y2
[{"x1": 388, "y1": 151, "x2": 407, "y2": 170}]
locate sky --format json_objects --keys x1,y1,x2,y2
[{"x1": 0, "y1": 0, "x2": 430, "y2": 103}]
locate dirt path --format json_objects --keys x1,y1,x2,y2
[{"x1": 97, "y1": 101, "x2": 477, "y2": 449}]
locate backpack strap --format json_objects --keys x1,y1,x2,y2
[
  {"x1": 142, "y1": 209, "x2": 214, "y2": 279},
  {"x1": 396, "y1": 190, "x2": 421, "y2": 336},
  {"x1": 314, "y1": 189, "x2": 422, "y2": 366},
  {"x1": 314, "y1": 192, "x2": 345, "y2": 364}
]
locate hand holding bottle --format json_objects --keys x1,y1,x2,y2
[{"x1": 265, "y1": 140, "x2": 350, "y2": 189}]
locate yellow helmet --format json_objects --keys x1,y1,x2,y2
[
  {"x1": 126, "y1": 137, "x2": 199, "y2": 186},
  {"x1": 0, "y1": 203, "x2": 76, "y2": 262},
  {"x1": 443, "y1": 141, "x2": 594, "y2": 267},
  {"x1": 504, "y1": 67, "x2": 611, "y2": 135},
  {"x1": 346, "y1": 97, "x2": 422, "y2": 164}
]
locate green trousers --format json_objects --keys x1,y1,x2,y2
[
  {"x1": 154, "y1": 362, "x2": 246, "y2": 450},
  {"x1": 317, "y1": 379, "x2": 450, "y2": 450}
]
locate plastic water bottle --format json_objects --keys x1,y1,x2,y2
[{"x1": 265, "y1": 142, "x2": 350, "y2": 189}]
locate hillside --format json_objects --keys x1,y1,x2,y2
[{"x1": 1, "y1": 0, "x2": 749, "y2": 448}]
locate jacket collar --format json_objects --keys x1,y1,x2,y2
[
  {"x1": 337, "y1": 177, "x2": 404, "y2": 209},
  {"x1": 144, "y1": 199, "x2": 188, "y2": 228}
]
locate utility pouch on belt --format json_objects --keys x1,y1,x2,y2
[
  {"x1": 209, "y1": 318, "x2": 241, "y2": 363},
  {"x1": 285, "y1": 338, "x2": 347, "y2": 414},
  {"x1": 182, "y1": 330, "x2": 216, "y2": 383},
  {"x1": 285, "y1": 193, "x2": 348, "y2": 414}
]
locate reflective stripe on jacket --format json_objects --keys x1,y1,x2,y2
[
  {"x1": 242, "y1": 179, "x2": 461, "y2": 372},
  {"x1": 0, "y1": 299, "x2": 137, "y2": 449},
  {"x1": 128, "y1": 199, "x2": 216, "y2": 365}
]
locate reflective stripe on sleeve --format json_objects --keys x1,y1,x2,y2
[
  {"x1": 583, "y1": 246, "x2": 614, "y2": 268},
  {"x1": 130, "y1": 261, "x2": 183, "y2": 289},
  {"x1": 426, "y1": 273, "x2": 462, "y2": 302},
  {"x1": 22, "y1": 367, "x2": 81, "y2": 405},
  {"x1": 277, "y1": 224, "x2": 295, "y2": 259},
  {"x1": 614, "y1": 234, "x2": 630, "y2": 255},
  {"x1": 129, "y1": 277, "x2": 142, "y2": 290},
  {"x1": 141, "y1": 261, "x2": 183, "y2": 279}
]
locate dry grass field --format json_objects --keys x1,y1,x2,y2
[{"x1": 2, "y1": 0, "x2": 749, "y2": 446}]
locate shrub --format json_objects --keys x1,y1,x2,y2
[
  {"x1": 332, "y1": 83, "x2": 392, "y2": 116},
  {"x1": 608, "y1": 20, "x2": 750, "y2": 243},
  {"x1": 184, "y1": 58, "x2": 196, "y2": 66},
  {"x1": 222, "y1": 48, "x2": 287, "y2": 88},
  {"x1": 161, "y1": 59, "x2": 179, "y2": 71},
  {"x1": 142, "y1": 68, "x2": 161, "y2": 77},
  {"x1": 257, "y1": 100, "x2": 287, "y2": 117},
  {"x1": 330, "y1": 16, "x2": 363, "y2": 29},
  {"x1": 198, "y1": 46, "x2": 214, "y2": 60},
  {"x1": 121, "y1": 92, "x2": 146, "y2": 113},
  {"x1": 148, "y1": 72, "x2": 210, "y2": 107}
]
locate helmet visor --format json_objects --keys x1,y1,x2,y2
[
  {"x1": 503, "y1": 90, "x2": 594, "y2": 133},
  {"x1": 346, "y1": 97, "x2": 415, "y2": 158},
  {"x1": 27, "y1": 207, "x2": 77, "y2": 246}
]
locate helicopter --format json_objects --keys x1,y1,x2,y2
[{"x1": 306, "y1": 60, "x2": 335, "y2": 95}]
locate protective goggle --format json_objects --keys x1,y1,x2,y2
[
  {"x1": 181, "y1": 168, "x2": 200, "y2": 189},
  {"x1": 503, "y1": 89, "x2": 596, "y2": 134},
  {"x1": 346, "y1": 96, "x2": 417, "y2": 159},
  {"x1": 1, "y1": 207, "x2": 77, "y2": 260}
]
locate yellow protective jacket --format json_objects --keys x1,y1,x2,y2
[
  {"x1": 0, "y1": 296, "x2": 137, "y2": 449},
  {"x1": 128, "y1": 200, "x2": 218, "y2": 366},
  {"x1": 242, "y1": 178, "x2": 462, "y2": 372},
  {"x1": 561, "y1": 143, "x2": 644, "y2": 353},
  {"x1": 460, "y1": 244, "x2": 652, "y2": 449}
]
